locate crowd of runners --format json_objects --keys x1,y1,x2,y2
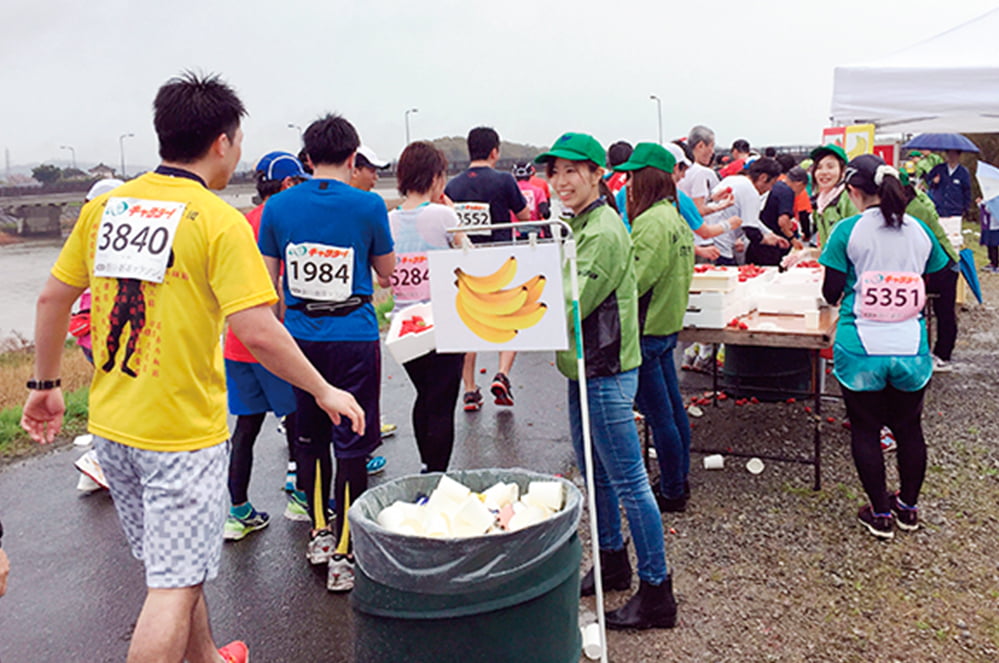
[{"x1": 15, "y1": 68, "x2": 971, "y2": 660}]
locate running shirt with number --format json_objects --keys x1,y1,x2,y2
[
  {"x1": 51, "y1": 172, "x2": 278, "y2": 452},
  {"x1": 387, "y1": 203, "x2": 456, "y2": 313},
  {"x1": 820, "y1": 208, "x2": 950, "y2": 358},
  {"x1": 258, "y1": 179, "x2": 393, "y2": 342}
]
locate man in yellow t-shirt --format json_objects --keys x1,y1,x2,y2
[{"x1": 20, "y1": 72, "x2": 364, "y2": 663}]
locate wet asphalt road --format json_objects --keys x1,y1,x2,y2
[{"x1": 0, "y1": 351, "x2": 577, "y2": 663}]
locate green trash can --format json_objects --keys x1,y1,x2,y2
[{"x1": 349, "y1": 468, "x2": 582, "y2": 663}]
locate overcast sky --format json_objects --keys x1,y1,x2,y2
[{"x1": 3, "y1": 0, "x2": 997, "y2": 172}]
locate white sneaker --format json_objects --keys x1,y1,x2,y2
[
  {"x1": 327, "y1": 553, "x2": 355, "y2": 592},
  {"x1": 74, "y1": 449, "x2": 109, "y2": 489},
  {"x1": 932, "y1": 356, "x2": 952, "y2": 373},
  {"x1": 306, "y1": 529, "x2": 337, "y2": 565}
]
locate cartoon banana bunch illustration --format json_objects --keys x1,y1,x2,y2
[{"x1": 454, "y1": 256, "x2": 547, "y2": 343}]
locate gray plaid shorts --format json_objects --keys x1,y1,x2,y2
[{"x1": 94, "y1": 437, "x2": 230, "y2": 589}]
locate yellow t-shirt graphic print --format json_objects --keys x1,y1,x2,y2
[{"x1": 52, "y1": 172, "x2": 277, "y2": 452}]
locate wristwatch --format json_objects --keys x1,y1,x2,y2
[{"x1": 26, "y1": 378, "x2": 61, "y2": 390}]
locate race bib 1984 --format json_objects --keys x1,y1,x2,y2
[
  {"x1": 93, "y1": 198, "x2": 185, "y2": 283},
  {"x1": 858, "y1": 271, "x2": 924, "y2": 322},
  {"x1": 285, "y1": 242, "x2": 354, "y2": 302}
]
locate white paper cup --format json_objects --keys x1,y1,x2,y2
[
  {"x1": 746, "y1": 457, "x2": 765, "y2": 474},
  {"x1": 803, "y1": 310, "x2": 820, "y2": 329},
  {"x1": 581, "y1": 623, "x2": 603, "y2": 660},
  {"x1": 703, "y1": 454, "x2": 725, "y2": 470}
]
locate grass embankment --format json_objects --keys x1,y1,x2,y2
[{"x1": 0, "y1": 335, "x2": 93, "y2": 459}]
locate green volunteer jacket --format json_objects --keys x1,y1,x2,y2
[
  {"x1": 557, "y1": 201, "x2": 641, "y2": 381},
  {"x1": 631, "y1": 199, "x2": 694, "y2": 336},
  {"x1": 815, "y1": 188, "x2": 859, "y2": 247},
  {"x1": 906, "y1": 189, "x2": 959, "y2": 263}
]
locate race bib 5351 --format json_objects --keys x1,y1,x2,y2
[{"x1": 858, "y1": 271, "x2": 924, "y2": 322}]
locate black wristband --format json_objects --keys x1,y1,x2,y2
[{"x1": 26, "y1": 378, "x2": 61, "y2": 390}]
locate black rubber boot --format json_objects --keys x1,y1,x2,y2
[
  {"x1": 580, "y1": 546, "x2": 632, "y2": 597},
  {"x1": 605, "y1": 576, "x2": 678, "y2": 630}
]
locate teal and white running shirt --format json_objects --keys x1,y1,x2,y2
[{"x1": 819, "y1": 208, "x2": 951, "y2": 391}]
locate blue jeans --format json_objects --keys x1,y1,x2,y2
[
  {"x1": 568, "y1": 369, "x2": 669, "y2": 584},
  {"x1": 634, "y1": 334, "x2": 691, "y2": 500}
]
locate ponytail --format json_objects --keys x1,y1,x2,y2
[{"x1": 878, "y1": 175, "x2": 907, "y2": 228}]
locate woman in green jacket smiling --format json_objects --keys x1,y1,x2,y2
[
  {"x1": 811, "y1": 144, "x2": 859, "y2": 247},
  {"x1": 536, "y1": 133, "x2": 676, "y2": 630},
  {"x1": 615, "y1": 143, "x2": 694, "y2": 513}
]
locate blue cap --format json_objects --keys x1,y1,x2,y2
[{"x1": 255, "y1": 151, "x2": 311, "y2": 181}]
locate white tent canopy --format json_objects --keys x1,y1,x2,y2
[{"x1": 830, "y1": 8, "x2": 999, "y2": 133}]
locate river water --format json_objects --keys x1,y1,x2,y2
[{"x1": 0, "y1": 182, "x2": 406, "y2": 343}]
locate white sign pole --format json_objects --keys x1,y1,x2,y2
[{"x1": 444, "y1": 220, "x2": 607, "y2": 663}]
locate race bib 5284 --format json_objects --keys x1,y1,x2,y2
[
  {"x1": 93, "y1": 198, "x2": 185, "y2": 283},
  {"x1": 285, "y1": 242, "x2": 354, "y2": 302},
  {"x1": 390, "y1": 252, "x2": 430, "y2": 301},
  {"x1": 858, "y1": 271, "x2": 924, "y2": 322}
]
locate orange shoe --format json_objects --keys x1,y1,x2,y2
[{"x1": 218, "y1": 640, "x2": 249, "y2": 663}]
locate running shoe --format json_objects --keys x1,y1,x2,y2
[
  {"x1": 223, "y1": 506, "x2": 270, "y2": 541},
  {"x1": 307, "y1": 529, "x2": 337, "y2": 565},
  {"x1": 74, "y1": 449, "x2": 109, "y2": 490},
  {"x1": 857, "y1": 505, "x2": 894, "y2": 540},
  {"x1": 879, "y1": 427, "x2": 897, "y2": 453},
  {"x1": 890, "y1": 492, "x2": 919, "y2": 531},
  {"x1": 932, "y1": 356, "x2": 953, "y2": 373},
  {"x1": 380, "y1": 422, "x2": 397, "y2": 438},
  {"x1": 284, "y1": 461, "x2": 297, "y2": 493},
  {"x1": 284, "y1": 490, "x2": 311, "y2": 522},
  {"x1": 327, "y1": 553, "x2": 356, "y2": 592},
  {"x1": 218, "y1": 640, "x2": 249, "y2": 663},
  {"x1": 366, "y1": 455, "x2": 387, "y2": 475},
  {"x1": 463, "y1": 387, "x2": 483, "y2": 412},
  {"x1": 490, "y1": 372, "x2": 514, "y2": 406}
]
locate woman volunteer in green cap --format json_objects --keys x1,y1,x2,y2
[
  {"x1": 614, "y1": 144, "x2": 694, "y2": 513},
  {"x1": 811, "y1": 144, "x2": 858, "y2": 246},
  {"x1": 535, "y1": 133, "x2": 677, "y2": 630}
]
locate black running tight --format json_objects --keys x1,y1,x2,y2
[
  {"x1": 228, "y1": 412, "x2": 296, "y2": 506},
  {"x1": 841, "y1": 384, "x2": 928, "y2": 513}
]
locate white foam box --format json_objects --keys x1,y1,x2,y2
[
  {"x1": 689, "y1": 267, "x2": 738, "y2": 292},
  {"x1": 384, "y1": 302, "x2": 435, "y2": 365},
  {"x1": 769, "y1": 267, "x2": 823, "y2": 298},
  {"x1": 684, "y1": 301, "x2": 747, "y2": 328},
  {"x1": 756, "y1": 294, "x2": 823, "y2": 315}
]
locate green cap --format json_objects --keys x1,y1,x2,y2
[
  {"x1": 534, "y1": 132, "x2": 605, "y2": 166},
  {"x1": 907, "y1": 150, "x2": 923, "y2": 157},
  {"x1": 810, "y1": 143, "x2": 848, "y2": 164},
  {"x1": 612, "y1": 142, "x2": 675, "y2": 174}
]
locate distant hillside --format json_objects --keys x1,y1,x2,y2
[{"x1": 428, "y1": 137, "x2": 546, "y2": 165}]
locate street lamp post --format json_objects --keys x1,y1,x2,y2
[
  {"x1": 119, "y1": 133, "x2": 134, "y2": 179},
  {"x1": 60, "y1": 145, "x2": 76, "y2": 170},
  {"x1": 404, "y1": 108, "x2": 419, "y2": 145},
  {"x1": 649, "y1": 95, "x2": 663, "y2": 145},
  {"x1": 287, "y1": 123, "x2": 303, "y2": 141}
]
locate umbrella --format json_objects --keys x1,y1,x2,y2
[
  {"x1": 959, "y1": 248, "x2": 983, "y2": 304},
  {"x1": 975, "y1": 160, "x2": 999, "y2": 202},
  {"x1": 903, "y1": 133, "x2": 980, "y2": 153}
]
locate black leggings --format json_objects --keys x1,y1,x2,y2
[
  {"x1": 989, "y1": 245, "x2": 998, "y2": 268},
  {"x1": 926, "y1": 269, "x2": 958, "y2": 361},
  {"x1": 841, "y1": 384, "x2": 927, "y2": 513},
  {"x1": 294, "y1": 438, "x2": 367, "y2": 539},
  {"x1": 403, "y1": 351, "x2": 464, "y2": 472},
  {"x1": 228, "y1": 412, "x2": 296, "y2": 506}
]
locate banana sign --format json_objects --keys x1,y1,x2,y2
[{"x1": 429, "y1": 244, "x2": 569, "y2": 352}]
